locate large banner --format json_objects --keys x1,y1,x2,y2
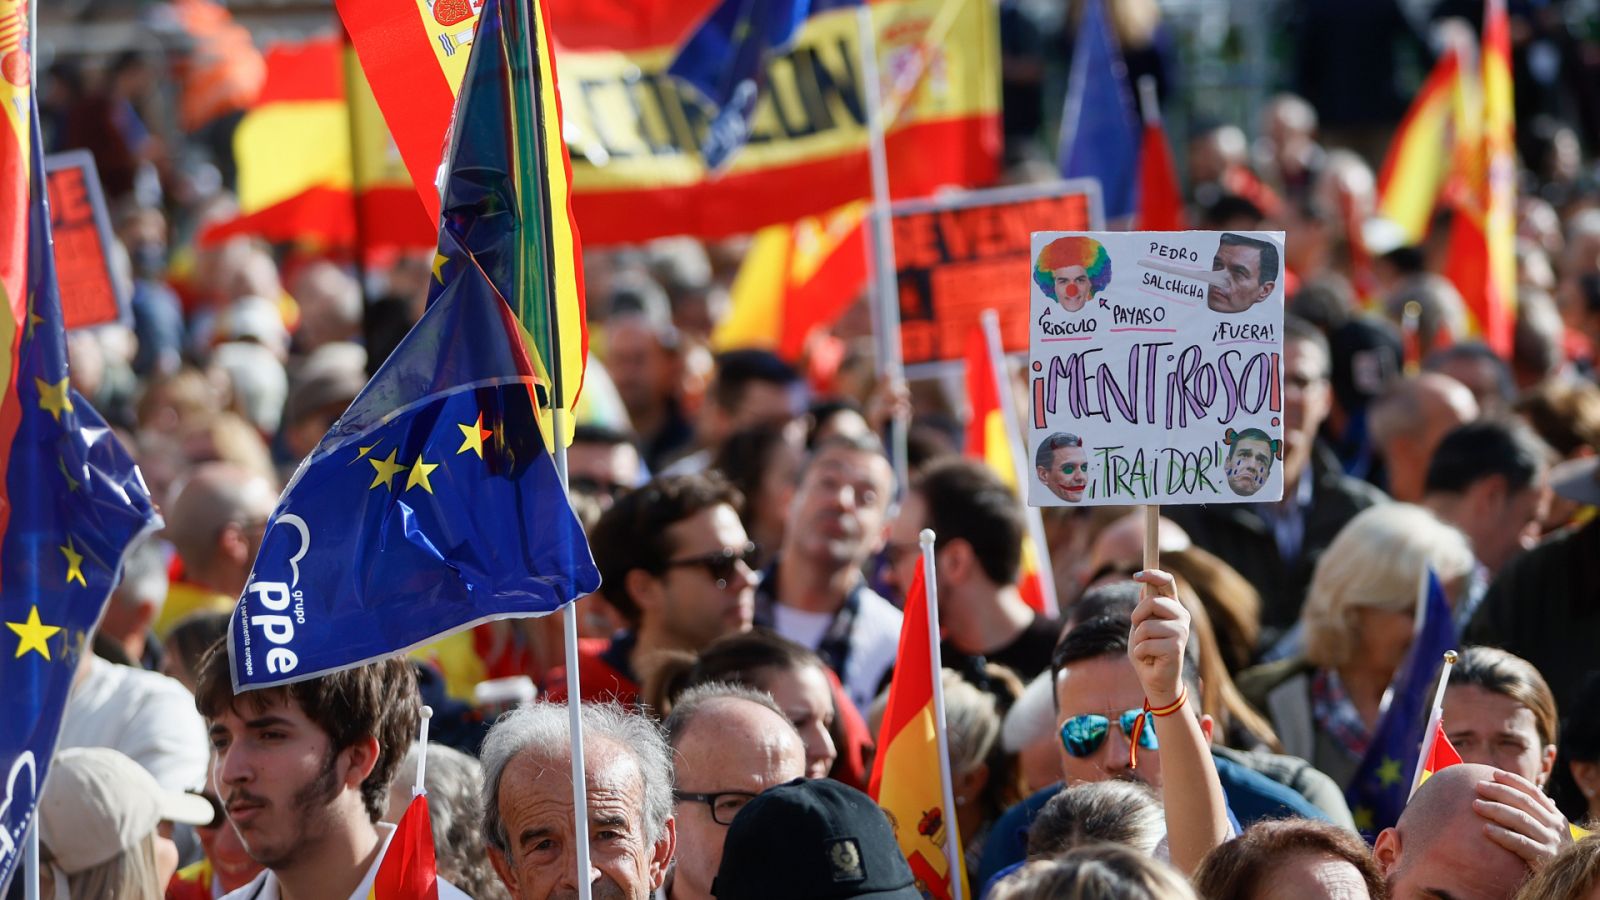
[
  {"x1": 560, "y1": 0, "x2": 1001, "y2": 243},
  {"x1": 894, "y1": 181, "x2": 1102, "y2": 370},
  {"x1": 43, "y1": 152, "x2": 125, "y2": 330},
  {"x1": 1027, "y1": 231, "x2": 1286, "y2": 507}
]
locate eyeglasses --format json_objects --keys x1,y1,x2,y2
[
  {"x1": 663, "y1": 542, "x2": 759, "y2": 589},
  {"x1": 1059, "y1": 710, "x2": 1159, "y2": 759},
  {"x1": 673, "y1": 790, "x2": 758, "y2": 825}
]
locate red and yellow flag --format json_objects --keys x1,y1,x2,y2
[
  {"x1": 370, "y1": 794, "x2": 439, "y2": 899},
  {"x1": 962, "y1": 325, "x2": 1055, "y2": 616},
  {"x1": 1442, "y1": 0, "x2": 1516, "y2": 356},
  {"x1": 0, "y1": 0, "x2": 28, "y2": 327},
  {"x1": 713, "y1": 202, "x2": 868, "y2": 361},
  {"x1": 869, "y1": 559, "x2": 966, "y2": 900},
  {"x1": 200, "y1": 36, "x2": 434, "y2": 254},
  {"x1": 1376, "y1": 43, "x2": 1463, "y2": 245},
  {"x1": 1415, "y1": 721, "x2": 1462, "y2": 789},
  {"x1": 1135, "y1": 98, "x2": 1186, "y2": 232}
]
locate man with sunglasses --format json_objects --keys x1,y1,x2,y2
[
  {"x1": 548, "y1": 472, "x2": 759, "y2": 705},
  {"x1": 976, "y1": 578, "x2": 1330, "y2": 888},
  {"x1": 661, "y1": 683, "x2": 806, "y2": 900}
]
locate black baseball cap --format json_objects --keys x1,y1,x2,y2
[{"x1": 712, "y1": 778, "x2": 922, "y2": 900}]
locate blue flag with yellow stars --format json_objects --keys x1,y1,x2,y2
[
  {"x1": 667, "y1": 0, "x2": 860, "y2": 170},
  {"x1": 228, "y1": 233, "x2": 599, "y2": 692},
  {"x1": 1345, "y1": 568, "x2": 1456, "y2": 841},
  {"x1": 0, "y1": 109, "x2": 162, "y2": 891}
]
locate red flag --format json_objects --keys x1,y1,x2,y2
[
  {"x1": 1418, "y1": 721, "x2": 1463, "y2": 785},
  {"x1": 1136, "y1": 119, "x2": 1186, "y2": 231},
  {"x1": 370, "y1": 794, "x2": 439, "y2": 899},
  {"x1": 868, "y1": 559, "x2": 965, "y2": 900}
]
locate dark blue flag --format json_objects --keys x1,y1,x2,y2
[
  {"x1": 1057, "y1": 0, "x2": 1141, "y2": 221},
  {"x1": 0, "y1": 113, "x2": 161, "y2": 891},
  {"x1": 228, "y1": 237, "x2": 599, "y2": 692},
  {"x1": 668, "y1": 0, "x2": 860, "y2": 170},
  {"x1": 1345, "y1": 568, "x2": 1456, "y2": 840}
]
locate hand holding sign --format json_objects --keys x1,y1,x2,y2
[{"x1": 1128, "y1": 569, "x2": 1188, "y2": 710}]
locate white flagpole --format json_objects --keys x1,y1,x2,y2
[
  {"x1": 413, "y1": 706, "x2": 433, "y2": 797},
  {"x1": 25, "y1": 8, "x2": 39, "y2": 898},
  {"x1": 1408, "y1": 650, "x2": 1459, "y2": 800},
  {"x1": 856, "y1": 4, "x2": 909, "y2": 493},
  {"x1": 979, "y1": 311, "x2": 1059, "y2": 617},
  {"x1": 920, "y1": 529, "x2": 965, "y2": 900}
]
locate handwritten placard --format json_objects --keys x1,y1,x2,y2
[{"x1": 1026, "y1": 231, "x2": 1286, "y2": 506}]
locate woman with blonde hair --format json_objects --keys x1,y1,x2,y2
[
  {"x1": 1237, "y1": 503, "x2": 1476, "y2": 788},
  {"x1": 1513, "y1": 835, "x2": 1600, "y2": 899},
  {"x1": 990, "y1": 842, "x2": 1197, "y2": 900}
]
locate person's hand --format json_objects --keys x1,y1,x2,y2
[
  {"x1": 865, "y1": 374, "x2": 911, "y2": 434},
  {"x1": 1128, "y1": 569, "x2": 1189, "y2": 710},
  {"x1": 1474, "y1": 768, "x2": 1574, "y2": 871}
]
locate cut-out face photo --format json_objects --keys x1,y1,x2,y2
[
  {"x1": 1208, "y1": 233, "x2": 1281, "y2": 313},
  {"x1": 1035, "y1": 432, "x2": 1090, "y2": 502},
  {"x1": 1034, "y1": 237, "x2": 1112, "y2": 313},
  {"x1": 1223, "y1": 428, "x2": 1280, "y2": 497}
]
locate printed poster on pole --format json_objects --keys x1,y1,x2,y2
[{"x1": 1026, "y1": 230, "x2": 1286, "y2": 507}]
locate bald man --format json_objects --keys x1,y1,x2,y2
[
  {"x1": 158, "y1": 463, "x2": 279, "y2": 634},
  {"x1": 663, "y1": 685, "x2": 806, "y2": 900},
  {"x1": 1368, "y1": 372, "x2": 1480, "y2": 503},
  {"x1": 1373, "y1": 763, "x2": 1572, "y2": 900}
]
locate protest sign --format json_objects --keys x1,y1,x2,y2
[
  {"x1": 43, "y1": 151, "x2": 124, "y2": 329},
  {"x1": 895, "y1": 181, "x2": 1103, "y2": 372},
  {"x1": 1026, "y1": 230, "x2": 1286, "y2": 506}
]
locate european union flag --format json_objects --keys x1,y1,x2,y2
[
  {"x1": 668, "y1": 0, "x2": 860, "y2": 170},
  {"x1": 228, "y1": 236, "x2": 599, "y2": 692},
  {"x1": 1057, "y1": 0, "x2": 1141, "y2": 221},
  {"x1": 0, "y1": 112, "x2": 161, "y2": 891},
  {"x1": 1345, "y1": 568, "x2": 1456, "y2": 840}
]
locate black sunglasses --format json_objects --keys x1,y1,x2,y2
[{"x1": 663, "y1": 542, "x2": 759, "y2": 589}]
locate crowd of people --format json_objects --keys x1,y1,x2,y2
[{"x1": 18, "y1": 1, "x2": 1600, "y2": 899}]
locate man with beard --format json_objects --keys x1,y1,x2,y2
[
  {"x1": 1167, "y1": 316, "x2": 1386, "y2": 645},
  {"x1": 546, "y1": 472, "x2": 758, "y2": 707},
  {"x1": 1035, "y1": 433, "x2": 1090, "y2": 503},
  {"x1": 755, "y1": 433, "x2": 899, "y2": 715},
  {"x1": 195, "y1": 649, "x2": 470, "y2": 899}
]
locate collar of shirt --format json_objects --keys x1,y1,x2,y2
[{"x1": 1310, "y1": 666, "x2": 1370, "y2": 763}]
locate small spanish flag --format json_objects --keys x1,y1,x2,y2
[
  {"x1": 371, "y1": 794, "x2": 439, "y2": 899},
  {"x1": 1416, "y1": 721, "x2": 1463, "y2": 788},
  {"x1": 868, "y1": 559, "x2": 966, "y2": 900}
]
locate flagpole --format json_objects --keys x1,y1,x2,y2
[
  {"x1": 855, "y1": 4, "x2": 909, "y2": 493},
  {"x1": 24, "y1": 10, "x2": 40, "y2": 897},
  {"x1": 980, "y1": 310, "x2": 1058, "y2": 617},
  {"x1": 512, "y1": 0, "x2": 591, "y2": 895},
  {"x1": 920, "y1": 529, "x2": 965, "y2": 900},
  {"x1": 338, "y1": 28, "x2": 373, "y2": 307},
  {"x1": 1409, "y1": 650, "x2": 1459, "y2": 799},
  {"x1": 413, "y1": 705, "x2": 433, "y2": 797}
]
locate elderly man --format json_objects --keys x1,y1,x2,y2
[
  {"x1": 1368, "y1": 371, "x2": 1480, "y2": 503},
  {"x1": 159, "y1": 463, "x2": 279, "y2": 635},
  {"x1": 662, "y1": 684, "x2": 806, "y2": 900},
  {"x1": 1373, "y1": 763, "x2": 1571, "y2": 899},
  {"x1": 482, "y1": 701, "x2": 675, "y2": 900}
]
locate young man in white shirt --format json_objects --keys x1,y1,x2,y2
[{"x1": 195, "y1": 649, "x2": 468, "y2": 899}]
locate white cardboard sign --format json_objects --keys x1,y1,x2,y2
[{"x1": 1026, "y1": 231, "x2": 1286, "y2": 507}]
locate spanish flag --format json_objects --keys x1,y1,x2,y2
[
  {"x1": 1441, "y1": 0, "x2": 1516, "y2": 356},
  {"x1": 1134, "y1": 79, "x2": 1186, "y2": 232},
  {"x1": 370, "y1": 794, "x2": 439, "y2": 899},
  {"x1": 713, "y1": 202, "x2": 868, "y2": 361},
  {"x1": 868, "y1": 558, "x2": 967, "y2": 900},
  {"x1": 200, "y1": 36, "x2": 434, "y2": 254},
  {"x1": 1415, "y1": 721, "x2": 1463, "y2": 789},
  {"x1": 962, "y1": 320, "x2": 1057, "y2": 616},
  {"x1": 1376, "y1": 43, "x2": 1464, "y2": 245}
]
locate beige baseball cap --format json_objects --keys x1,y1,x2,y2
[{"x1": 39, "y1": 748, "x2": 216, "y2": 874}]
